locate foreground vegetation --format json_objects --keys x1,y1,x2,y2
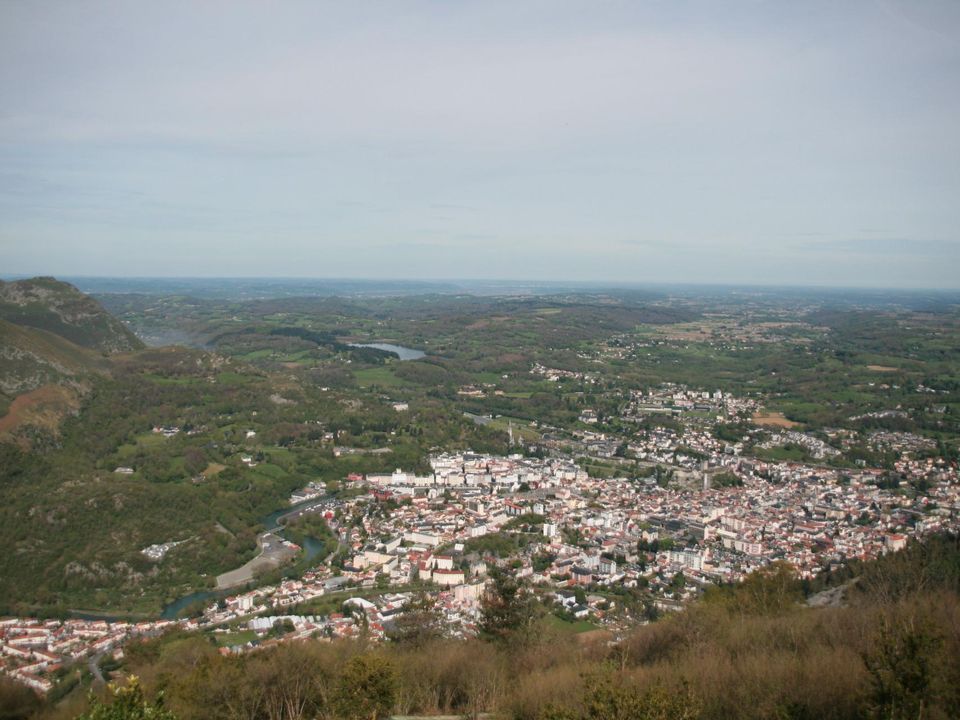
[{"x1": 7, "y1": 534, "x2": 958, "y2": 720}]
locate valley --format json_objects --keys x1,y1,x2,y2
[{"x1": 1, "y1": 277, "x2": 959, "y2": 717}]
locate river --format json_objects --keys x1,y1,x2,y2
[
  {"x1": 349, "y1": 342, "x2": 426, "y2": 360},
  {"x1": 161, "y1": 496, "x2": 332, "y2": 619}
]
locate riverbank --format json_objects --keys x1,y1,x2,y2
[
  {"x1": 161, "y1": 493, "x2": 336, "y2": 618},
  {"x1": 216, "y1": 532, "x2": 297, "y2": 589}
]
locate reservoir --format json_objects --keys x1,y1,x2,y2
[{"x1": 349, "y1": 342, "x2": 425, "y2": 360}]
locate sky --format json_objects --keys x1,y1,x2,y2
[{"x1": 1, "y1": 1, "x2": 959, "y2": 288}]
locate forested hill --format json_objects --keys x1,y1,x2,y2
[{"x1": 0, "y1": 277, "x2": 143, "y2": 354}]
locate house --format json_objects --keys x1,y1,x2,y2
[
  {"x1": 572, "y1": 567, "x2": 593, "y2": 586},
  {"x1": 432, "y1": 568, "x2": 465, "y2": 586},
  {"x1": 885, "y1": 533, "x2": 908, "y2": 552}
]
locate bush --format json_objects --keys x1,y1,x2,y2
[{"x1": 335, "y1": 654, "x2": 398, "y2": 720}]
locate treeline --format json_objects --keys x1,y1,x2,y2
[
  {"x1": 805, "y1": 532, "x2": 960, "y2": 602},
  {"x1": 268, "y1": 328, "x2": 398, "y2": 364},
  {"x1": 212, "y1": 327, "x2": 399, "y2": 365}
]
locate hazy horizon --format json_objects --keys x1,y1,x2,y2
[
  {"x1": 2, "y1": 1, "x2": 959, "y2": 288},
  {"x1": 6, "y1": 273, "x2": 960, "y2": 298}
]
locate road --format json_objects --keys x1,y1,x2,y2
[{"x1": 88, "y1": 652, "x2": 105, "y2": 684}]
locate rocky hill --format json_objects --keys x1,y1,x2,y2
[
  {"x1": 0, "y1": 278, "x2": 143, "y2": 442},
  {"x1": 0, "y1": 276, "x2": 144, "y2": 354},
  {"x1": 0, "y1": 320, "x2": 106, "y2": 397}
]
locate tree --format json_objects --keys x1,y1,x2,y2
[
  {"x1": 637, "y1": 538, "x2": 659, "y2": 554},
  {"x1": 268, "y1": 618, "x2": 295, "y2": 638},
  {"x1": 478, "y1": 567, "x2": 539, "y2": 645},
  {"x1": 386, "y1": 592, "x2": 445, "y2": 647},
  {"x1": 77, "y1": 677, "x2": 177, "y2": 720},
  {"x1": 711, "y1": 471, "x2": 742, "y2": 488},
  {"x1": 863, "y1": 614, "x2": 942, "y2": 720},
  {"x1": 183, "y1": 448, "x2": 207, "y2": 476},
  {"x1": 738, "y1": 561, "x2": 801, "y2": 615},
  {"x1": 0, "y1": 675, "x2": 42, "y2": 720},
  {"x1": 335, "y1": 654, "x2": 398, "y2": 720},
  {"x1": 539, "y1": 671, "x2": 701, "y2": 720}
]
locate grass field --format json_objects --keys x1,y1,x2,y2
[
  {"x1": 354, "y1": 366, "x2": 412, "y2": 388},
  {"x1": 143, "y1": 373, "x2": 203, "y2": 386},
  {"x1": 470, "y1": 371, "x2": 505, "y2": 383},
  {"x1": 752, "y1": 411, "x2": 801, "y2": 428},
  {"x1": 754, "y1": 446, "x2": 813, "y2": 462},
  {"x1": 543, "y1": 613, "x2": 599, "y2": 634},
  {"x1": 216, "y1": 371, "x2": 252, "y2": 385},
  {"x1": 212, "y1": 629, "x2": 257, "y2": 647},
  {"x1": 240, "y1": 349, "x2": 274, "y2": 360},
  {"x1": 484, "y1": 415, "x2": 540, "y2": 441},
  {"x1": 113, "y1": 432, "x2": 169, "y2": 460},
  {"x1": 248, "y1": 462, "x2": 289, "y2": 481}
]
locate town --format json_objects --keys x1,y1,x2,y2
[{"x1": 5, "y1": 379, "x2": 957, "y2": 693}]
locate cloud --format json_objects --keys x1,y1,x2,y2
[
  {"x1": 0, "y1": 4, "x2": 784, "y2": 149},
  {"x1": 1, "y1": 1, "x2": 959, "y2": 288},
  {"x1": 805, "y1": 238, "x2": 960, "y2": 256}
]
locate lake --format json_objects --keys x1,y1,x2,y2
[{"x1": 349, "y1": 342, "x2": 425, "y2": 360}]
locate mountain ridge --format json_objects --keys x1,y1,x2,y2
[
  {"x1": 0, "y1": 277, "x2": 142, "y2": 443},
  {"x1": 0, "y1": 276, "x2": 144, "y2": 354}
]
